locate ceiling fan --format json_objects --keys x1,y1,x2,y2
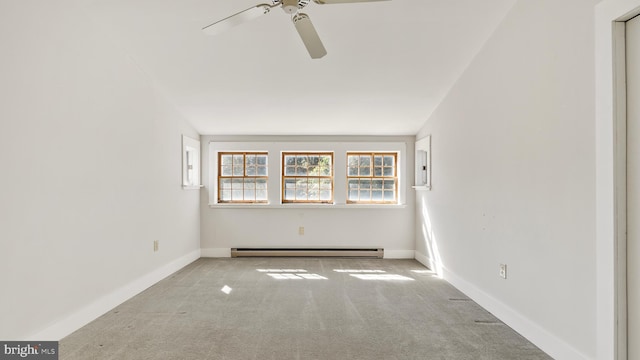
[{"x1": 202, "y1": 0, "x2": 390, "y2": 59}]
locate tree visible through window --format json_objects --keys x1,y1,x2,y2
[
  {"x1": 282, "y1": 152, "x2": 333, "y2": 203},
  {"x1": 347, "y1": 153, "x2": 397, "y2": 204},
  {"x1": 218, "y1": 152, "x2": 268, "y2": 203}
]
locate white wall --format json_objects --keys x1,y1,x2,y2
[
  {"x1": 415, "y1": 0, "x2": 596, "y2": 359},
  {"x1": 0, "y1": 1, "x2": 200, "y2": 340},
  {"x1": 200, "y1": 136, "x2": 415, "y2": 258}
]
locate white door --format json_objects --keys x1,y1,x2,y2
[{"x1": 628, "y1": 14, "x2": 640, "y2": 360}]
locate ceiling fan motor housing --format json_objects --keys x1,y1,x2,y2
[{"x1": 280, "y1": 0, "x2": 310, "y2": 13}]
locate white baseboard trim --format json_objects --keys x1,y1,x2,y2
[
  {"x1": 201, "y1": 248, "x2": 231, "y2": 258},
  {"x1": 27, "y1": 249, "x2": 201, "y2": 341},
  {"x1": 383, "y1": 250, "x2": 415, "y2": 259},
  {"x1": 414, "y1": 250, "x2": 433, "y2": 269},
  {"x1": 440, "y1": 267, "x2": 591, "y2": 360}
]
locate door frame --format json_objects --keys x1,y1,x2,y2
[
  {"x1": 596, "y1": 1, "x2": 640, "y2": 359},
  {"x1": 620, "y1": 14, "x2": 640, "y2": 360},
  {"x1": 613, "y1": 19, "x2": 628, "y2": 360}
]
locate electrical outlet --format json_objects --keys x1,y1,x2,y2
[
  {"x1": 298, "y1": 226, "x2": 304, "y2": 235},
  {"x1": 499, "y1": 264, "x2": 507, "y2": 279},
  {"x1": 154, "y1": 240, "x2": 159, "y2": 252}
]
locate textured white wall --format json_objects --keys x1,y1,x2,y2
[
  {"x1": 0, "y1": 1, "x2": 200, "y2": 340},
  {"x1": 200, "y1": 136, "x2": 416, "y2": 257},
  {"x1": 415, "y1": 0, "x2": 596, "y2": 359}
]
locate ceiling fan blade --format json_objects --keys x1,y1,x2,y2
[
  {"x1": 202, "y1": 4, "x2": 273, "y2": 36},
  {"x1": 293, "y1": 13, "x2": 327, "y2": 59},
  {"x1": 313, "y1": 0, "x2": 390, "y2": 4}
]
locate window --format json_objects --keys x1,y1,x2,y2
[
  {"x1": 218, "y1": 152, "x2": 268, "y2": 203},
  {"x1": 347, "y1": 153, "x2": 398, "y2": 204},
  {"x1": 282, "y1": 152, "x2": 333, "y2": 203}
]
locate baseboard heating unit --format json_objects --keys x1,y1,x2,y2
[{"x1": 231, "y1": 248, "x2": 384, "y2": 258}]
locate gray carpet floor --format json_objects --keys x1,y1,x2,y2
[{"x1": 60, "y1": 258, "x2": 552, "y2": 360}]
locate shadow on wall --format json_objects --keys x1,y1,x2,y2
[{"x1": 418, "y1": 195, "x2": 444, "y2": 278}]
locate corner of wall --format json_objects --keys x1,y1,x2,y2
[{"x1": 27, "y1": 250, "x2": 200, "y2": 341}]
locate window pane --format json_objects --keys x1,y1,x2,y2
[
  {"x1": 374, "y1": 156, "x2": 383, "y2": 166},
  {"x1": 257, "y1": 155, "x2": 267, "y2": 165},
  {"x1": 308, "y1": 156, "x2": 320, "y2": 176},
  {"x1": 320, "y1": 156, "x2": 332, "y2": 175},
  {"x1": 348, "y1": 155, "x2": 358, "y2": 168},
  {"x1": 296, "y1": 187, "x2": 307, "y2": 200},
  {"x1": 233, "y1": 154, "x2": 244, "y2": 165},
  {"x1": 221, "y1": 155, "x2": 233, "y2": 165},
  {"x1": 383, "y1": 156, "x2": 394, "y2": 166},
  {"x1": 285, "y1": 178, "x2": 296, "y2": 189},
  {"x1": 256, "y1": 179, "x2": 267, "y2": 189},
  {"x1": 284, "y1": 178, "x2": 295, "y2": 200},
  {"x1": 348, "y1": 179, "x2": 359, "y2": 201},
  {"x1": 244, "y1": 188, "x2": 254, "y2": 200},
  {"x1": 220, "y1": 178, "x2": 232, "y2": 189},
  {"x1": 285, "y1": 156, "x2": 295, "y2": 166},
  {"x1": 372, "y1": 179, "x2": 383, "y2": 190},
  {"x1": 233, "y1": 165, "x2": 244, "y2": 176},
  {"x1": 309, "y1": 156, "x2": 319, "y2": 166},
  {"x1": 231, "y1": 178, "x2": 243, "y2": 188},
  {"x1": 384, "y1": 180, "x2": 395, "y2": 190},
  {"x1": 383, "y1": 167, "x2": 394, "y2": 176},
  {"x1": 320, "y1": 190, "x2": 331, "y2": 201},
  {"x1": 231, "y1": 189, "x2": 243, "y2": 200},
  {"x1": 220, "y1": 190, "x2": 231, "y2": 201},
  {"x1": 359, "y1": 156, "x2": 371, "y2": 176},
  {"x1": 308, "y1": 178, "x2": 319, "y2": 199},
  {"x1": 285, "y1": 166, "x2": 296, "y2": 176},
  {"x1": 372, "y1": 190, "x2": 383, "y2": 201},
  {"x1": 257, "y1": 166, "x2": 267, "y2": 176},
  {"x1": 221, "y1": 165, "x2": 232, "y2": 176},
  {"x1": 383, "y1": 190, "x2": 395, "y2": 201},
  {"x1": 374, "y1": 167, "x2": 383, "y2": 176},
  {"x1": 320, "y1": 179, "x2": 332, "y2": 189},
  {"x1": 246, "y1": 166, "x2": 256, "y2": 176},
  {"x1": 256, "y1": 189, "x2": 267, "y2": 201},
  {"x1": 359, "y1": 189, "x2": 371, "y2": 201}
]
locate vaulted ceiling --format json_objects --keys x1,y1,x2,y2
[{"x1": 84, "y1": 0, "x2": 516, "y2": 135}]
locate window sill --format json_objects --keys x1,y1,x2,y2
[{"x1": 208, "y1": 203, "x2": 407, "y2": 209}]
